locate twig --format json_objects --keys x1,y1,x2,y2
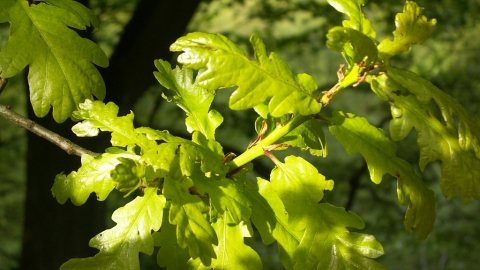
[
  {"x1": 0, "y1": 104, "x2": 100, "y2": 157},
  {"x1": 0, "y1": 77, "x2": 7, "y2": 95}
]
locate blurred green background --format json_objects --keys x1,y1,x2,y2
[{"x1": 1, "y1": 0, "x2": 480, "y2": 269}]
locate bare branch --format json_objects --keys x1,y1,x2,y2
[{"x1": 0, "y1": 104, "x2": 100, "y2": 157}]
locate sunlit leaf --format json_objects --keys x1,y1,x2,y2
[
  {"x1": 270, "y1": 155, "x2": 334, "y2": 230},
  {"x1": 153, "y1": 210, "x2": 190, "y2": 270},
  {"x1": 60, "y1": 188, "x2": 166, "y2": 270},
  {"x1": 242, "y1": 178, "x2": 301, "y2": 270},
  {"x1": 292, "y1": 204, "x2": 386, "y2": 270},
  {"x1": 163, "y1": 175, "x2": 218, "y2": 266},
  {"x1": 188, "y1": 216, "x2": 262, "y2": 269},
  {"x1": 327, "y1": 0, "x2": 376, "y2": 38},
  {"x1": 154, "y1": 60, "x2": 223, "y2": 140},
  {"x1": 52, "y1": 150, "x2": 139, "y2": 206},
  {"x1": 328, "y1": 110, "x2": 435, "y2": 239},
  {"x1": 72, "y1": 100, "x2": 156, "y2": 152},
  {"x1": 0, "y1": 0, "x2": 108, "y2": 122},
  {"x1": 378, "y1": 1, "x2": 436, "y2": 60},
  {"x1": 170, "y1": 32, "x2": 321, "y2": 117}
]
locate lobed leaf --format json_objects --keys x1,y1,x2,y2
[
  {"x1": 153, "y1": 210, "x2": 190, "y2": 270},
  {"x1": 327, "y1": 0, "x2": 376, "y2": 38},
  {"x1": 193, "y1": 175, "x2": 252, "y2": 224},
  {"x1": 242, "y1": 178, "x2": 302, "y2": 270},
  {"x1": 52, "y1": 150, "x2": 138, "y2": 206},
  {"x1": 377, "y1": 1, "x2": 436, "y2": 60},
  {"x1": 61, "y1": 188, "x2": 166, "y2": 270},
  {"x1": 0, "y1": 0, "x2": 108, "y2": 122},
  {"x1": 372, "y1": 74, "x2": 480, "y2": 204},
  {"x1": 387, "y1": 67, "x2": 480, "y2": 155},
  {"x1": 163, "y1": 175, "x2": 218, "y2": 266},
  {"x1": 170, "y1": 32, "x2": 321, "y2": 117},
  {"x1": 154, "y1": 60, "x2": 223, "y2": 140},
  {"x1": 72, "y1": 100, "x2": 157, "y2": 152},
  {"x1": 188, "y1": 215, "x2": 263, "y2": 270},
  {"x1": 270, "y1": 155, "x2": 334, "y2": 230},
  {"x1": 326, "y1": 26, "x2": 378, "y2": 67},
  {"x1": 292, "y1": 204, "x2": 386, "y2": 270},
  {"x1": 328, "y1": 110, "x2": 435, "y2": 240}
]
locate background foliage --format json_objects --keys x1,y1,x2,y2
[{"x1": 0, "y1": 0, "x2": 480, "y2": 269}]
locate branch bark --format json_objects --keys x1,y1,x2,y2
[{"x1": 0, "y1": 104, "x2": 99, "y2": 157}]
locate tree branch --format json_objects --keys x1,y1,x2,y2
[{"x1": 0, "y1": 104, "x2": 99, "y2": 157}]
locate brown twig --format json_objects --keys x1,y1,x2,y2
[
  {"x1": 0, "y1": 77, "x2": 7, "y2": 95},
  {"x1": 0, "y1": 104, "x2": 100, "y2": 157}
]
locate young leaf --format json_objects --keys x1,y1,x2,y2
[
  {"x1": 0, "y1": 0, "x2": 108, "y2": 122},
  {"x1": 170, "y1": 32, "x2": 321, "y2": 117},
  {"x1": 153, "y1": 210, "x2": 190, "y2": 270},
  {"x1": 377, "y1": 1, "x2": 436, "y2": 60},
  {"x1": 52, "y1": 151, "x2": 138, "y2": 206},
  {"x1": 188, "y1": 216, "x2": 263, "y2": 270},
  {"x1": 269, "y1": 155, "x2": 334, "y2": 230},
  {"x1": 242, "y1": 178, "x2": 302, "y2": 270},
  {"x1": 326, "y1": 26, "x2": 378, "y2": 67},
  {"x1": 328, "y1": 110, "x2": 435, "y2": 240},
  {"x1": 61, "y1": 188, "x2": 166, "y2": 270},
  {"x1": 163, "y1": 175, "x2": 218, "y2": 266},
  {"x1": 110, "y1": 157, "x2": 145, "y2": 196},
  {"x1": 292, "y1": 204, "x2": 386, "y2": 270},
  {"x1": 327, "y1": 0, "x2": 376, "y2": 38},
  {"x1": 154, "y1": 60, "x2": 223, "y2": 140},
  {"x1": 72, "y1": 100, "x2": 156, "y2": 152}
]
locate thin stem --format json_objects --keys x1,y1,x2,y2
[
  {"x1": 0, "y1": 104, "x2": 99, "y2": 157},
  {"x1": 226, "y1": 115, "x2": 311, "y2": 171}
]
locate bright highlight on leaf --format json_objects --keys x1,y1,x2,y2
[
  {"x1": 72, "y1": 100, "x2": 156, "y2": 152},
  {"x1": 0, "y1": 0, "x2": 108, "y2": 122},
  {"x1": 170, "y1": 32, "x2": 321, "y2": 117},
  {"x1": 154, "y1": 60, "x2": 223, "y2": 140},
  {"x1": 327, "y1": 0, "x2": 376, "y2": 38},
  {"x1": 378, "y1": 1, "x2": 436, "y2": 60},
  {"x1": 60, "y1": 188, "x2": 166, "y2": 270}
]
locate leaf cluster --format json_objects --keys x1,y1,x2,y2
[{"x1": 2, "y1": 0, "x2": 479, "y2": 269}]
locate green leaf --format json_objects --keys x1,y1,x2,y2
[
  {"x1": 256, "y1": 115, "x2": 327, "y2": 156},
  {"x1": 270, "y1": 155, "x2": 334, "y2": 230},
  {"x1": 242, "y1": 178, "x2": 301, "y2": 270},
  {"x1": 170, "y1": 32, "x2": 321, "y2": 117},
  {"x1": 328, "y1": 110, "x2": 435, "y2": 240},
  {"x1": 327, "y1": 0, "x2": 376, "y2": 38},
  {"x1": 377, "y1": 1, "x2": 436, "y2": 60},
  {"x1": 61, "y1": 188, "x2": 166, "y2": 270},
  {"x1": 372, "y1": 73, "x2": 480, "y2": 204},
  {"x1": 72, "y1": 100, "x2": 157, "y2": 152},
  {"x1": 188, "y1": 215, "x2": 263, "y2": 270},
  {"x1": 387, "y1": 67, "x2": 480, "y2": 155},
  {"x1": 0, "y1": 0, "x2": 108, "y2": 122},
  {"x1": 163, "y1": 175, "x2": 218, "y2": 266},
  {"x1": 153, "y1": 210, "x2": 190, "y2": 270},
  {"x1": 326, "y1": 26, "x2": 378, "y2": 67},
  {"x1": 52, "y1": 151, "x2": 139, "y2": 206},
  {"x1": 154, "y1": 60, "x2": 223, "y2": 140},
  {"x1": 292, "y1": 204, "x2": 386, "y2": 270},
  {"x1": 193, "y1": 175, "x2": 252, "y2": 224}
]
